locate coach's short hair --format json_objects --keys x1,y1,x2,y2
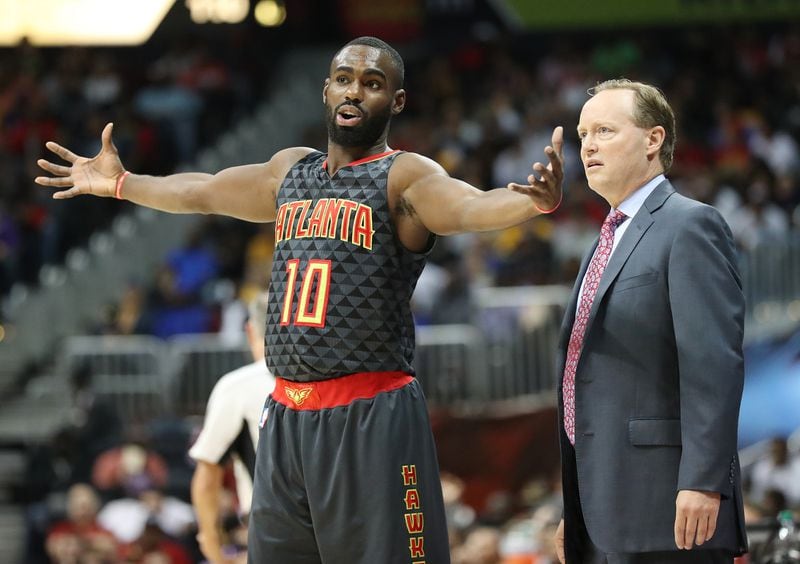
[{"x1": 590, "y1": 79, "x2": 676, "y2": 172}]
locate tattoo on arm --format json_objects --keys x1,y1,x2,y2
[{"x1": 397, "y1": 195, "x2": 418, "y2": 218}]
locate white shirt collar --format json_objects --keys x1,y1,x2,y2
[{"x1": 614, "y1": 174, "x2": 665, "y2": 219}]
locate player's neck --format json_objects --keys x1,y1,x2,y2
[{"x1": 326, "y1": 139, "x2": 390, "y2": 175}]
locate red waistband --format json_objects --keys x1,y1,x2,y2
[{"x1": 272, "y1": 371, "x2": 414, "y2": 410}]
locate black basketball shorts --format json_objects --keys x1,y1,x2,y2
[{"x1": 248, "y1": 371, "x2": 450, "y2": 564}]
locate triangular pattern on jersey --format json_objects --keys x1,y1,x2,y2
[{"x1": 266, "y1": 151, "x2": 430, "y2": 382}]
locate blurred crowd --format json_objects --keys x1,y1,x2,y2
[
  {"x1": 4, "y1": 21, "x2": 800, "y2": 564},
  {"x1": 52, "y1": 24, "x2": 800, "y2": 338},
  {"x1": 0, "y1": 35, "x2": 258, "y2": 299}
]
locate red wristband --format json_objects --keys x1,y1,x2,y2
[
  {"x1": 115, "y1": 171, "x2": 130, "y2": 200},
  {"x1": 535, "y1": 192, "x2": 562, "y2": 214}
]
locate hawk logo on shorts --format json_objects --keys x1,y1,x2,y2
[
  {"x1": 285, "y1": 386, "x2": 313, "y2": 406},
  {"x1": 259, "y1": 406, "x2": 269, "y2": 429}
]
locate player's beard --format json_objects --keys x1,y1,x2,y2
[{"x1": 326, "y1": 102, "x2": 392, "y2": 148}]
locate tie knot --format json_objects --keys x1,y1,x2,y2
[{"x1": 604, "y1": 209, "x2": 627, "y2": 230}]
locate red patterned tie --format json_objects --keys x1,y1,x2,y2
[{"x1": 563, "y1": 209, "x2": 627, "y2": 444}]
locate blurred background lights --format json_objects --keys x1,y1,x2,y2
[
  {"x1": 255, "y1": 0, "x2": 287, "y2": 27},
  {"x1": 0, "y1": 0, "x2": 176, "y2": 46},
  {"x1": 186, "y1": 0, "x2": 249, "y2": 24}
]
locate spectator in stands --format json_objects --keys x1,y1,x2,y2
[
  {"x1": 45, "y1": 483, "x2": 117, "y2": 564},
  {"x1": 134, "y1": 49, "x2": 203, "y2": 165},
  {"x1": 429, "y1": 251, "x2": 475, "y2": 325},
  {"x1": 116, "y1": 519, "x2": 193, "y2": 564},
  {"x1": 442, "y1": 472, "x2": 477, "y2": 546},
  {"x1": 748, "y1": 119, "x2": 800, "y2": 178},
  {"x1": 748, "y1": 437, "x2": 800, "y2": 508},
  {"x1": 91, "y1": 439, "x2": 169, "y2": 500},
  {"x1": 96, "y1": 284, "x2": 148, "y2": 336},
  {"x1": 760, "y1": 489, "x2": 791, "y2": 521},
  {"x1": 97, "y1": 483, "x2": 195, "y2": 545},
  {"x1": 145, "y1": 264, "x2": 215, "y2": 339},
  {"x1": 727, "y1": 164, "x2": 791, "y2": 250},
  {"x1": 24, "y1": 356, "x2": 125, "y2": 498},
  {"x1": 452, "y1": 526, "x2": 502, "y2": 564},
  {"x1": 189, "y1": 292, "x2": 275, "y2": 563}
]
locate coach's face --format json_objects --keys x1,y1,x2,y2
[
  {"x1": 323, "y1": 45, "x2": 405, "y2": 148},
  {"x1": 577, "y1": 89, "x2": 664, "y2": 207}
]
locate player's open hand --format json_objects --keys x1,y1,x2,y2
[
  {"x1": 35, "y1": 122, "x2": 125, "y2": 199},
  {"x1": 507, "y1": 125, "x2": 564, "y2": 213}
]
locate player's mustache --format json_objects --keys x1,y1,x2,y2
[{"x1": 335, "y1": 101, "x2": 367, "y2": 117}]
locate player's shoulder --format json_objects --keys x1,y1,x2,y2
[
  {"x1": 270, "y1": 147, "x2": 319, "y2": 169},
  {"x1": 393, "y1": 151, "x2": 444, "y2": 171},
  {"x1": 263, "y1": 147, "x2": 321, "y2": 192},
  {"x1": 390, "y1": 151, "x2": 448, "y2": 188}
]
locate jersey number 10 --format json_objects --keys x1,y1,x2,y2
[{"x1": 280, "y1": 259, "x2": 332, "y2": 328}]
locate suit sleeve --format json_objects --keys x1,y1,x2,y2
[{"x1": 668, "y1": 205, "x2": 745, "y2": 497}]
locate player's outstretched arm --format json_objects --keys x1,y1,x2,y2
[
  {"x1": 36, "y1": 122, "x2": 311, "y2": 223},
  {"x1": 397, "y1": 126, "x2": 564, "y2": 236}
]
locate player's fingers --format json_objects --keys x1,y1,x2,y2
[
  {"x1": 551, "y1": 125, "x2": 564, "y2": 157},
  {"x1": 37, "y1": 159, "x2": 71, "y2": 176},
  {"x1": 532, "y1": 164, "x2": 556, "y2": 186},
  {"x1": 45, "y1": 141, "x2": 81, "y2": 163},
  {"x1": 52, "y1": 187, "x2": 84, "y2": 199},
  {"x1": 100, "y1": 122, "x2": 117, "y2": 154},
  {"x1": 545, "y1": 146, "x2": 564, "y2": 179},
  {"x1": 508, "y1": 183, "x2": 543, "y2": 198},
  {"x1": 35, "y1": 175, "x2": 74, "y2": 188},
  {"x1": 506, "y1": 182, "x2": 530, "y2": 192}
]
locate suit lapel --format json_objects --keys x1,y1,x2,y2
[{"x1": 584, "y1": 180, "x2": 675, "y2": 335}]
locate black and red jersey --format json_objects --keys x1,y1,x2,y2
[{"x1": 265, "y1": 150, "x2": 431, "y2": 382}]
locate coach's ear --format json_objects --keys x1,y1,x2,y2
[{"x1": 323, "y1": 78, "x2": 330, "y2": 104}]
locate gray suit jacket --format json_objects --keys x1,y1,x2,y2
[{"x1": 557, "y1": 180, "x2": 748, "y2": 559}]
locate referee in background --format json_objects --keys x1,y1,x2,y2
[{"x1": 189, "y1": 292, "x2": 275, "y2": 563}]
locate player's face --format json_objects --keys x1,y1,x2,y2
[
  {"x1": 577, "y1": 89, "x2": 656, "y2": 205},
  {"x1": 324, "y1": 45, "x2": 404, "y2": 148}
]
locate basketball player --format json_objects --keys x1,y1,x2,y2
[
  {"x1": 189, "y1": 292, "x2": 274, "y2": 563},
  {"x1": 36, "y1": 36, "x2": 563, "y2": 563}
]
